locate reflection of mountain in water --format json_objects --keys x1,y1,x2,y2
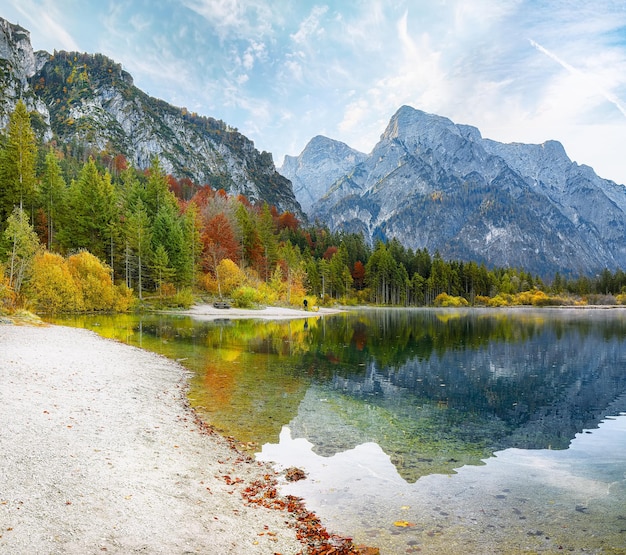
[{"x1": 290, "y1": 309, "x2": 626, "y2": 482}]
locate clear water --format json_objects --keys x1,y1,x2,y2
[{"x1": 51, "y1": 308, "x2": 626, "y2": 554}]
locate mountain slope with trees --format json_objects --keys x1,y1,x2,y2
[
  {"x1": 3, "y1": 99, "x2": 626, "y2": 316},
  {"x1": 0, "y1": 16, "x2": 302, "y2": 217},
  {"x1": 4, "y1": 18, "x2": 626, "y2": 315}
]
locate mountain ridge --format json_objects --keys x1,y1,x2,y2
[{"x1": 283, "y1": 105, "x2": 626, "y2": 277}]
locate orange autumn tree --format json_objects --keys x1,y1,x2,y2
[
  {"x1": 352, "y1": 260, "x2": 366, "y2": 290},
  {"x1": 201, "y1": 212, "x2": 240, "y2": 298}
]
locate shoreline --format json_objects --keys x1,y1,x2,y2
[
  {"x1": 176, "y1": 303, "x2": 343, "y2": 320},
  {"x1": 0, "y1": 323, "x2": 363, "y2": 554}
]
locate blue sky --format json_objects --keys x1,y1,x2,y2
[{"x1": 3, "y1": 0, "x2": 626, "y2": 184}]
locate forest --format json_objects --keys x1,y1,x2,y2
[{"x1": 2, "y1": 100, "x2": 626, "y2": 315}]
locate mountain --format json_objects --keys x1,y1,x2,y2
[
  {"x1": 279, "y1": 136, "x2": 366, "y2": 213},
  {"x1": 0, "y1": 17, "x2": 302, "y2": 216},
  {"x1": 289, "y1": 105, "x2": 626, "y2": 276}
]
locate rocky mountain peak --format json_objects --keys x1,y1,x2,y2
[
  {"x1": 382, "y1": 105, "x2": 462, "y2": 146},
  {"x1": 291, "y1": 104, "x2": 626, "y2": 276},
  {"x1": 280, "y1": 135, "x2": 366, "y2": 214},
  {"x1": 0, "y1": 18, "x2": 51, "y2": 131},
  {"x1": 0, "y1": 18, "x2": 35, "y2": 81}
]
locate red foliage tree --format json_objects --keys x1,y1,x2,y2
[
  {"x1": 277, "y1": 211, "x2": 299, "y2": 232},
  {"x1": 190, "y1": 186, "x2": 215, "y2": 210},
  {"x1": 201, "y1": 213, "x2": 240, "y2": 272},
  {"x1": 167, "y1": 175, "x2": 182, "y2": 198},
  {"x1": 113, "y1": 154, "x2": 128, "y2": 174},
  {"x1": 352, "y1": 260, "x2": 366, "y2": 290},
  {"x1": 237, "y1": 194, "x2": 252, "y2": 207},
  {"x1": 322, "y1": 246, "x2": 338, "y2": 260}
]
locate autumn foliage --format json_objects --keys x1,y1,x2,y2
[
  {"x1": 29, "y1": 250, "x2": 135, "y2": 313},
  {"x1": 7, "y1": 100, "x2": 626, "y2": 314}
]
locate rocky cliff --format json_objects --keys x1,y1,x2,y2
[
  {"x1": 279, "y1": 135, "x2": 366, "y2": 213},
  {"x1": 0, "y1": 17, "x2": 302, "y2": 216}
]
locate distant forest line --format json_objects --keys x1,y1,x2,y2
[{"x1": 2, "y1": 100, "x2": 626, "y2": 315}]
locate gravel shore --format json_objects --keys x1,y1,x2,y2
[{"x1": 0, "y1": 323, "x2": 305, "y2": 554}]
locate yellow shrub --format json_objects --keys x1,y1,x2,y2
[
  {"x1": 515, "y1": 289, "x2": 550, "y2": 306},
  {"x1": 231, "y1": 285, "x2": 264, "y2": 308},
  {"x1": 488, "y1": 294, "x2": 513, "y2": 307},
  {"x1": 434, "y1": 293, "x2": 469, "y2": 307},
  {"x1": 114, "y1": 283, "x2": 136, "y2": 312},
  {"x1": 0, "y1": 269, "x2": 16, "y2": 313},
  {"x1": 30, "y1": 251, "x2": 84, "y2": 313},
  {"x1": 257, "y1": 282, "x2": 278, "y2": 305},
  {"x1": 67, "y1": 251, "x2": 115, "y2": 311},
  {"x1": 200, "y1": 272, "x2": 219, "y2": 294}
]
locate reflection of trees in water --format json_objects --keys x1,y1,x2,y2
[{"x1": 293, "y1": 309, "x2": 626, "y2": 481}]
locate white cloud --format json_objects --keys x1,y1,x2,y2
[
  {"x1": 290, "y1": 5, "x2": 328, "y2": 45},
  {"x1": 182, "y1": 0, "x2": 279, "y2": 40},
  {"x1": 241, "y1": 40, "x2": 266, "y2": 70},
  {"x1": 284, "y1": 59, "x2": 303, "y2": 82},
  {"x1": 530, "y1": 39, "x2": 626, "y2": 119}
]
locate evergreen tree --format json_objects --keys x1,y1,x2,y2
[
  {"x1": 38, "y1": 149, "x2": 67, "y2": 250},
  {"x1": 257, "y1": 203, "x2": 278, "y2": 281},
  {"x1": 328, "y1": 245, "x2": 352, "y2": 298},
  {"x1": 0, "y1": 100, "x2": 38, "y2": 229},
  {"x1": 150, "y1": 243, "x2": 175, "y2": 293},
  {"x1": 145, "y1": 157, "x2": 174, "y2": 218},
  {"x1": 366, "y1": 241, "x2": 399, "y2": 304},
  {"x1": 278, "y1": 241, "x2": 303, "y2": 304},
  {"x1": 152, "y1": 202, "x2": 185, "y2": 285},
  {"x1": 235, "y1": 202, "x2": 262, "y2": 270},
  {"x1": 125, "y1": 198, "x2": 152, "y2": 299},
  {"x1": 180, "y1": 201, "x2": 201, "y2": 287},
  {"x1": 60, "y1": 159, "x2": 118, "y2": 264}
]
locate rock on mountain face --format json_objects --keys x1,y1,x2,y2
[
  {"x1": 0, "y1": 17, "x2": 301, "y2": 216},
  {"x1": 279, "y1": 136, "x2": 366, "y2": 213},
  {"x1": 0, "y1": 18, "x2": 50, "y2": 136},
  {"x1": 301, "y1": 105, "x2": 626, "y2": 276}
]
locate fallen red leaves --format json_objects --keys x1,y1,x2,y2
[
  {"x1": 188, "y1": 399, "x2": 379, "y2": 554},
  {"x1": 242, "y1": 473, "x2": 378, "y2": 555},
  {"x1": 285, "y1": 466, "x2": 307, "y2": 482}
]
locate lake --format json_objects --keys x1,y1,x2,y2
[{"x1": 51, "y1": 307, "x2": 626, "y2": 554}]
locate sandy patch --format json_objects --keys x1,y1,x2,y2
[
  {"x1": 0, "y1": 323, "x2": 306, "y2": 554},
  {"x1": 178, "y1": 304, "x2": 342, "y2": 321}
]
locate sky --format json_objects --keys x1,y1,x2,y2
[{"x1": 3, "y1": 0, "x2": 626, "y2": 184}]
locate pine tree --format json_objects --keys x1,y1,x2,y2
[
  {"x1": 257, "y1": 204, "x2": 278, "y2": 281},
  {"x1": 145, "y1": 157, "x2": 175, "y2": 219},
  {"x1": 0, "y1": 100, "x2": 38, "y2": 230},
  {"x1": 38, "y1": 149, "x2": 67, "y2": 250},
  {"x1": 152, "y1": 202, "x2": 185, "y2": 285},
  {"x1": 150, "y1": 243, "x2": 175, "y2": 293},
  {"x1": 181, "y1": 201, "x2": 201, "y2": 287},
  {"x1": 60, "y1": 159, "x2": 118, "y2": 263}
]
